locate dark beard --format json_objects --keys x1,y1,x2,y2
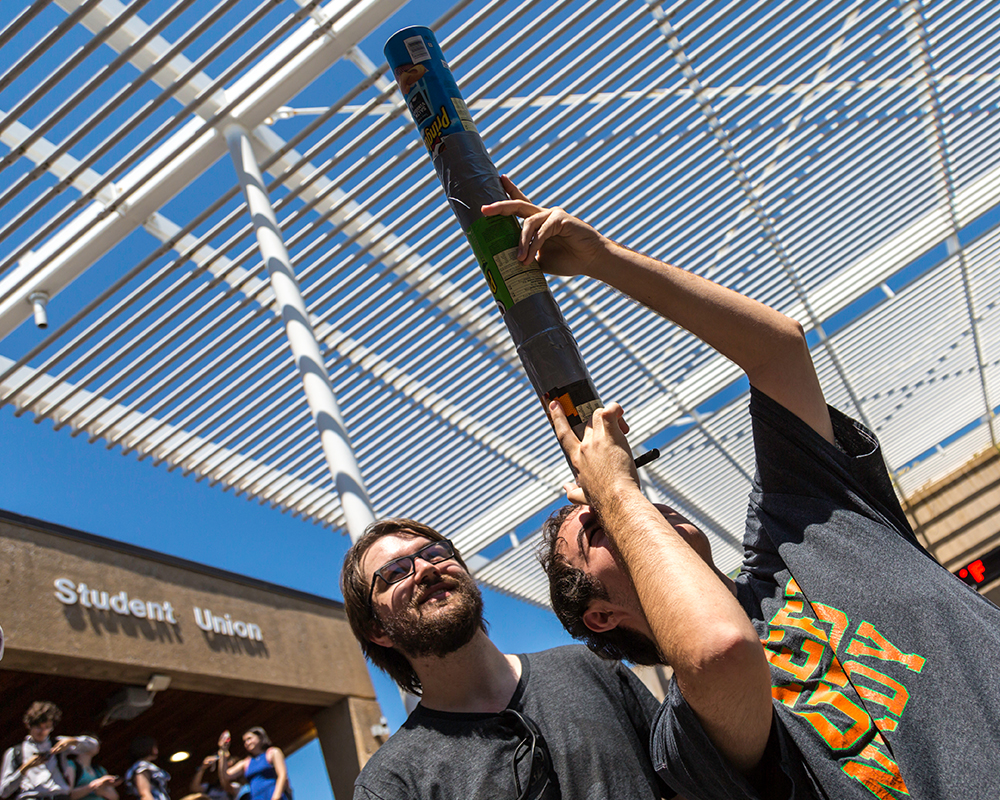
[
  {"x1": 378, "y1": 571, "x2": 485, "y2": 659},
  {"x1": 607, "y1": 626, "x2": 667, "y2": 666}
]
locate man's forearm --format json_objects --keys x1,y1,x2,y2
[
  {"x1": 483, "y1": 177, "x2": 831, "y2": 438},
  {"x1": 596, "y1": 484, "x2": 773, "y2": 773},
  {"x1": 597, "y1": 485, "x2": 757, "y2": 672},
  {"x1": 586, "y1": 239, "x2": 833, "y2": 442}
]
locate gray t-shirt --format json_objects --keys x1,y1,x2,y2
[
  {"x1": 355, "y1": 645, "x2": 672, "y2": 800},
  {"x1": 653, "y1": 389, "x2": 1000, "y2": 799}
]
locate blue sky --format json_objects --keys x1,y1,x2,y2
[
  {"x1": 0, "y1": 398, "x2": 574, "y2": 799},
  {"x1": 7, "y1": 0, "x2": 1000, "y2": 795}
]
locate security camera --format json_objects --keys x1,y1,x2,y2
[{"x1": 28, "y1": 292, "x2": 48, "y2": 329}]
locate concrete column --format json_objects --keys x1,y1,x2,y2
[{"x1": 313, "y1": 696, "x2": 386, "y2": 799}]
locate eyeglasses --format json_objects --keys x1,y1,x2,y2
[
  {"x1": 500, "y1": 709, "x2": 554, "y2": 800},
  {"x1": 367, "y1": 539, "x2": 457, "y2": 612}
]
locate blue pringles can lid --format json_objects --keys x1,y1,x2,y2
[{"x1": 384, "y1": 26, "x2": 479, "y2": 155}]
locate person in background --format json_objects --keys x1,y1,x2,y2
[
  {"x1": 218, "y1": 729, "x2": 289, "y2": 800},
  {"x1": 180, "y1": 733, "x2": 240, "y2": 800},
  {"x1": 124, "y1": 739, "x2": 169, "y2": 800},
  {"x1": 65, "y1": 736, "x2": 118, "y2": 800},
  {"x1": 1, "y1": 701, "x2": 100, "y2": 800}
]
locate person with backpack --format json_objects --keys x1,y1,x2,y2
[
  {"x1": 0, "y1": 702, "x2": 101, "y2": 800},
  {"x1": 64, "y1": 736, "x2": 118, "y2": 800}
]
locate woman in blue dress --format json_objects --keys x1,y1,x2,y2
[{"x1": 218, "y1": 729, "x2": 289, "y2": 800}]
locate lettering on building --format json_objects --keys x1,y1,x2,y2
[
  {"x1": 193, "y1": 607, "x2": 263, "y2": 641},
  {"x1": 54, "y1": 578, "x2": 177, "y2": 623},
  {"x1": 53, "y1": 578, "x2": 265, "y2": 643}
]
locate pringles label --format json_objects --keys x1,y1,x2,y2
[{"x1": 384, "y1": 27, "x2": 478, "y2": 156}]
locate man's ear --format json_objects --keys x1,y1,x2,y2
[
  {"x1": 368, "y1": 622, "x2": 394, "y2": 649},
  {"x1": 582, "y1": 600, "x2": 622, "y2": 634}
]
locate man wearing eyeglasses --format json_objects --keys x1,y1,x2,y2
[
  {"x1": 481, "y1": 181, "x2": 1000, "y2": 799},
  {"x1": 341, "y1": 517, "x2": 679, "y2": 800}
]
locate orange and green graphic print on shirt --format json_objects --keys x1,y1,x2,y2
[{"x1": 764, "y1": 577, "x2": 926, "y2": 799}]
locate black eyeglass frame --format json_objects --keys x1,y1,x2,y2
[{"x1": 366, "y1": 539, "x2": 457, "y2": 614}]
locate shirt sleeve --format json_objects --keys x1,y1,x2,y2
[
  {"x1": 353, "y1": 783, "x2": 387, "y2": 800},
  {"x1": 614, "y1": 664, "x2": 678, "y2": 799},
  {"x1": 749, "y1": 388, "x2": 919, "y2": 548},
  {"x1": 0, "y1": 747, "x2": 21, "y2": 799},
  {"x1": 651, "y1": 680, "x2": 763, "y2": 800}
]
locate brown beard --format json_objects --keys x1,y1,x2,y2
[
  {"x1": 377, "y1": 570, "x2": 486, "y2": 659},
  {"x1": 604, "y1": 625, "x2": 666, "y2": 666}
]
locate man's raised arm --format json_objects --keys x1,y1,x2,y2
[
  {"x1": 549, "y1": 399, "x2": 773, "y2": 773},
  {"x1": 482, "y1": 178, "x2": 833, "y2": 443}
]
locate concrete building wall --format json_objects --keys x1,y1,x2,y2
[
  {"x1": 0, "y1": 513, "x2": 373, "y2": 704},
  {"x1": 0, "y1": 510, "x2": 384, "y2": 798},
  {"x1": 905, "y1": 446, "x2": 1000, "y2": 602}
]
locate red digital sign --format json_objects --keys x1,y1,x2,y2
[
  {"x1": 956, "y1": 547, "x2": 1000, "y2": 588},
  {"x1": 958, "y1": 559, "x2": 986, "y2": 584}
]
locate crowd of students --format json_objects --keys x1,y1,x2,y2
[{"x1": 1, "y1": 703, "x2": 291, "y2": 800}]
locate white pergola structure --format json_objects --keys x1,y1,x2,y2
[{"x1": 1, "y1": 0, "x2": 999, "y2": 606}]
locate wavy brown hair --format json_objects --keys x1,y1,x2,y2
[{"x1": 23, "y1": 701, "x2": 61, "y2": 729}]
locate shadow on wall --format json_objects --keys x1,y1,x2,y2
[{"x1": 62, "y1": 604, "x2": 183, "y2": 644}]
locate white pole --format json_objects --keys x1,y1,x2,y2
[{"x1": 225, "y1": 123, "x2": 374, "y2": 541}]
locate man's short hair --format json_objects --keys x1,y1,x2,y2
[
  {"x1": 341, "y1": 517, "x2": 477, "y2": 696},
  {"x1": 23, "y1": 701, "x2": 61, "y2": 729},
  {"x1": 539, "y1": 505, "x2": 662, "y2": 665}
]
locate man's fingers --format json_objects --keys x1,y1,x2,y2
[
  {"x1": 527, "y1": 215, "x2": 555, "y2": 266},
  {"x1": 519, "y1": 210, "x2": 551, "y2": 263},
  {"x1": 480, "y1": 198, "x2": 538, "y2": 219},
  {"x1": 548, "y1": 399, "x2": 576, "y2": 447},
  {"x1": 594, "y1": 402, "x2": 623, "y2": 432},
  {"x1": 563, "y1": 481, "x2": 587, "y2": 505},
  {"x1": 500, "y1": 174, "x2": 530, "y2": 202}
]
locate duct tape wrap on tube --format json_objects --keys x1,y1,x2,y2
[{"x1": 385, "y1": 26, "x2": 602, "y2": 439}]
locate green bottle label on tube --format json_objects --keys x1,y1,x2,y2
[{"x1": 466, "y1": 215, "x2": 547, "y2": 313}]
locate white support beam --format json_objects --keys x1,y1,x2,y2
[
  {"x1": 0, "y1": 0, "x2": 408, "y2": 342},
  {"x1": 226, "y1": 122, "x2": 374, "y2": 540}
]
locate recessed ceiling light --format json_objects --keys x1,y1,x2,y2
[{"x1": 169, "y1": 751, "x2": 190, "y2": 763}]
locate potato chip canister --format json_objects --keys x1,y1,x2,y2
[{"x1": 384, "y1": 26, "x2": 603, "y2": 441}]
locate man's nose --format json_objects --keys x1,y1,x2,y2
[{"x1": 413, "y1": 555, "x2": 443, "y2": 583}]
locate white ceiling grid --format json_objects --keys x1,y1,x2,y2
[{"x1": 1, "y1": 0, "x2": 999, "y2": 607}]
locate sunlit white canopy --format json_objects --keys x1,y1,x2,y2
[{"x1": 2, "y1": 0, "x2": 999, "y2": 607}]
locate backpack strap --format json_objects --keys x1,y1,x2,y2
[{"x1": 59, "y1": 752, "x2": 76, "y2": 787}]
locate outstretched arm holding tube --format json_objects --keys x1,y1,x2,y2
[
  {"x1": 482, "y1": 180, "x2": 829, "y2": 773},
  {"x1": 482, "y1": 177, "x2": 833, "y2": 444},
  {"x1": 548, "y1": 396, "x2": 773, "y2": 773}
]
